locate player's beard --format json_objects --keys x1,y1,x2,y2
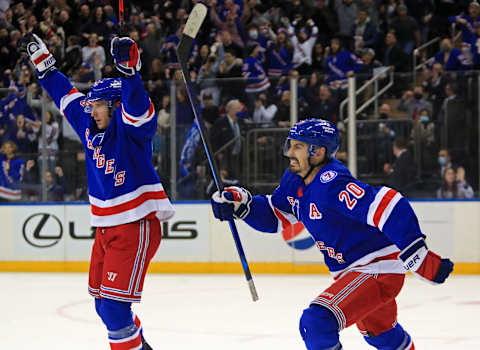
[{"x1": 288, "y1": 157, "x2": 302, "y2": 174}]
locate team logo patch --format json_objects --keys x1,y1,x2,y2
[
  {"x1": 320, "y1": 170, "x2": 337, "y2": 183},
  {"x1": 282, "y1": 222, "x2": 315, "y2": 250}
]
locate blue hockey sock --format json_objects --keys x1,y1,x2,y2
[
  {"x1": 96, "y1": 298, "x2": 134, "y2": 331},
  {"x1": 299, "y1": 305, "x2": 342, "y2": 350},
  {"x1": 95, "y1": 298, "x2": 143, "y2": 349},
  {"x1": 363, "y1": 323, "x2": 413, "y2": 349}
]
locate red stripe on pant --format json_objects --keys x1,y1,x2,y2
[
  {"x1": 133, "y1": 314, "x2": 141, "y2": 329},
  {"x1": 109, "y1": 332, "x2": 142, "y2": 349}
]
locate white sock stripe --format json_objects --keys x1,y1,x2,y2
[{"x1": 108, "y1": 327, "x2": 140, "y2": 343}]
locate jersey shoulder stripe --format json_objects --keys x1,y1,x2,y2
[
  {"x1": 121, "y1": 99, "x2": 155, "y2": 127},
  {"x1": 60, "y1": 87, "x2": 84, "y2": 115},
  {"x1": 367, "y1": 186, "x2": 402, "y2": 230}
]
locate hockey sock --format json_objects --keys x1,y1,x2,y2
[
  {"x1": 132, "y1": 313, "x2": 143, "y2": 335},
  {"x1": 363, "y1": 323, "x2": 414, "y2": 350},
  {"x1": 97, "y1": 298, "x2": 142, "y2": 349},
  {"x1": 299, "y1": 305, "x2": 342, "y2": 349}
]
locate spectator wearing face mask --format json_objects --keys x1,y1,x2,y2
[
  {"x1": 397, "y1": 86, "x2": 432, "y2": 121},
  {"x1": 437, "y1": 148, "x2": 454, "y2": 178},
  {"x1": 434, "y1": 38, "x2": 470, "y2": 72},
  {"x1": 244, "y1": 24, "x2": 268, "y2": 55},
  {"x1": 411, "y1": 108, "x2": 436, "y2": 174}
]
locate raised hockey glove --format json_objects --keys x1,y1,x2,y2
[
  {"x1": 211, "y1": 186, "x2": 252, "y2": 221},
  {"x1": 110, "y1": 36, "x2": 141, "y2": 76},
  {"x1": 20, "y1": 33, "x2": 56, "y2": 79},
  {"x1": 399, "y1": 238, "x2": 454, "y2": 284}
]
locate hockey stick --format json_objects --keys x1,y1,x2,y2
[
  {"x1": 118, "y1": 0, "x2": 125, "y2": 34},
  {"x1": 176, "y1": 3, "x2": 259, "y2": 302}
]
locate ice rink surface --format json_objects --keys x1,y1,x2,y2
[{"x1": 1, "y1": 273, "x2": 479, "y2": 349}]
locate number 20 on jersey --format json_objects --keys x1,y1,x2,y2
[{"x1": 338, "y1": 183, "x2": 365, "y2": 210}]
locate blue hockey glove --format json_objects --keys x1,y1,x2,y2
[
  {"x1": 20, "y1": 33, "x2": 56, "y2": 79},
  {"x1": 110, "y1": 37, "x2": 141, "y2": 76},
  {"x1": 399, "y1": 238, "x2": 454, "y2": 284},
  {"x1": 211, "y1": 186, "x2": 252, "y2": 221}
]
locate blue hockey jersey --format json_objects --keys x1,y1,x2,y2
[
  {"x1": 434, "y1": 48, "x2": 470, "y2": 71},
  {"x1": 0, "y1": 154, "x2": 24, "y2": 200},
  {"x1": 324, "y1": 51, "x2": 363, "y2": 87},
  {"x1": 242, "y1": 57, "x2": 270, "y2": 93},
  {"x1": 39, "y1": 70, "x2": 175, "y2": 227},
  {"x1": 244, "y1": 159, "x2": 425, "y2": 278}
]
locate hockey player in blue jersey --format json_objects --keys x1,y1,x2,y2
[
  {"x1": 22, "y1": 33, "x2": 175, "y2": 350},
  {"x1": 211, "y1": 119, "x2": 454, "y2": 350}
]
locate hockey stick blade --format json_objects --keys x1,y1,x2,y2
[
  {"x1": 176, "y1": 3, "x2": 259, "y2": 302},
  {"x1": 183, "y1": 3, "x2": 207, "y2": 40}
]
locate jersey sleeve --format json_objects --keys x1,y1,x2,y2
[
  {"x1": 38, "y1": 70, "x2": 88, "y2": 136},
  {"x1": 119, "y1": 72, "x2": 156, "y2": 140},
  {"x1": 243, "y1": 170, "x2": 301, "y2": 233},
  {"x1": 326, "y1": 177, "x2": 425, "y2": 251}
]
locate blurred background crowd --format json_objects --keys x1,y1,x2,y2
[{"x1": 0, "y1": 0, "x2": 479, "y2": 201}]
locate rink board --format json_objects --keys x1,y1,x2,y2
[{"x1": 0, "y1": 201, "x2": 479, "y2": 273}]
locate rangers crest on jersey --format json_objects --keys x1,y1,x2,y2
[{"x1": 320, "y1": 170, "x2": 337, "y2": 183}]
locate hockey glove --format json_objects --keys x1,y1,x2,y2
[
  {"x1": 211, "y1": 186, "x2": 252, "y2": 221},
  {"x1": 20, "y1": 33, "x2": 56, "y2": 79},
  {"x1": 399, "y1": 238, "x2": 454, "y2": 284},
  {"x1": 110, "y1": 37, "x2": 141, "y2": 76}
]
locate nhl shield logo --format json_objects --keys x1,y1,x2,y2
[{"x1": 320, "y1": 170, "x2": 337, "y2": 183}]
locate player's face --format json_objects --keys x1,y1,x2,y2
[
  {"x1": 91, "y1": 100, "x2": 111, "y2": 130},
  {"x1": 285, "y1": 139, "x2": 310, "y2": 175}
]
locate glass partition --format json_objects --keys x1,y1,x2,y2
[{"x1": 1, "y1": 70, "x2": 478, "y2": 202}]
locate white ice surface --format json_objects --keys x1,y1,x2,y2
[{"x1": 1, "y1": 273, "x2": 479, "y2": 349}]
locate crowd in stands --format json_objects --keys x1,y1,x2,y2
[{"x1": 0, "y1": 0, "x2": 478, "y2": 201}]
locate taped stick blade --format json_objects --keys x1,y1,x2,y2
[{"x1": 183, "y1": 3, "x2": 207, "y2": 40}]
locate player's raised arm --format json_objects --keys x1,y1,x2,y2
[
  {"x1": 21, "y1": 33, "x2": 86, "y2": 132},
  {"x1": 110, "y1": 37, "x2": 156, "y2": 135}
]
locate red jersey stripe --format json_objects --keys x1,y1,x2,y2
[
  {"x1": 91, "y1": 191, "x2": 167, "y2": 216},
  {"x1": 122, "y1": 103, "x2": 154, "y2": 123},
  {"x1": 273, "y1": 207, "x2": 292, "y2": 231},
  {"x1": 373, "y1": 189, "x2": 397, "y2": 227},
  {"x1": 33, "y1": 53, "x2": 51, "y2": 65}
]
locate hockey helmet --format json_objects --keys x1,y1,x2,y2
[
  {"x1": 83, "y1": 78, "x2": 122, "y2": 113},
  {"x1": 283, "y1": 118, "x2": 339, "y2": 158}
]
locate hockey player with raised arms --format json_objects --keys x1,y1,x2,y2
[
  {"x1": 22, "y1": 33, "x2": 175, "y2": 349},
  {"x1": 211, "y1": 119, "x2": 454, "y2": 350}
]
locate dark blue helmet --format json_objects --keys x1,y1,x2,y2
[
  {"x1": 83, "y1": 78, "x2": 122, "y2": 113},
  {"x1": 284, "y1": 119, "x2": 340, "y2": 158}
]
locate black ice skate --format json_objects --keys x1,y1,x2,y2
[{"x1": 141, "y1": 335, "x2": 153, "y2": 350}]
